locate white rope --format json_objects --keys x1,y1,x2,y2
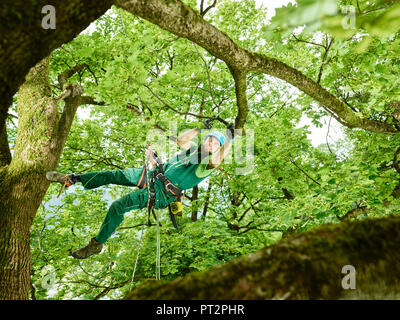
[
  {"x1": 130, "y1": 146, "x2": 162, "y2": 290},
  {"x1": 118, "y1": 8, "x2": 127, "y2": 37},
  {"x1": 156, "y1": 210, "x2": 161, "y2": 280},
  {"x1": 130, "y1": 149, "x2": 151, "y2": 290},
  {"x1": 129, "y1": 209, "x2": 147, "y2": 290}
]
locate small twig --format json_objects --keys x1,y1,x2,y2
[
  {"x1": 326, "y1": 116, "x2": 334, "y2": 155},
  {"x1": 118, "y1": 8, "x2": 127, "y2": 37},
  {"x1": 200, "y1": 0, "x2": 217, "y2": 16},
  {"x1": 291, "y1": 33, "x2": 326, "y2": 49},
  {"x1": 392, "y1": 146, "x2": 400, "y2": 175},
  {"x1": 289, "y1": 155, "x2": 321, "y2": 186},
  {"x1": 144, "y1": 84, "x2": 228, "y2": 125}
]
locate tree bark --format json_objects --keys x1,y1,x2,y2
[
  {"x1": 125, "y1": 215, "x2": 400, "y2": 299},
  {"x1": 0, "y1": 0, "x2": 112, "y2": 135},
  {"x1": 201, "y1": 183, "x2": 213, "y2": 219},
  {"x1": 0, "y1": 58, "x2": 86, "y2": 299},
  {"x1": 191, "y1": 185, "x2": 199, "y2": 222}
]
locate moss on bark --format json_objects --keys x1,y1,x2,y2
[
  {"x1": 0, "y1": 56, "x2": 86, "y2": 299},
  {"x1": 0, "y1": 0, "x2": 112, "y2": 134}
]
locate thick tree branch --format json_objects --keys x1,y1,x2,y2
[
  {"x1": 57, "y1": 84, "x2": 83, "y2": 141},
  {"x1": 125, "y1": 216, "x2": 400, "y2": 299},
  {"x1": 229, "y1": 68, "x2": 248, "y2": 131},
  {"x1": 58, "y1": 63, "x2": 89, "y2": 89},
  {"x1": 79, "y1": 95, "x2": 106, "y2": 106},
  {"x1": 115, "y1": 0, "x2": 398, "y2": 133},
  {"x1": 0, "y1": 0, "x2": 112, "y2": 135}
]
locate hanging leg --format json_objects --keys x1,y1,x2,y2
[
  {"x1": 80, "y1": 167, "x2": 146, "y2": 190},
  {"x1": 95, "y1": 189, "x2": 148, "y2": 244}
]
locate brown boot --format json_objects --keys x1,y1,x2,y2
[{"x1": 71, "y1": 237, "x2": 103, "y2": 259}]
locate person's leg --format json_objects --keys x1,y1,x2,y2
[
  {"x1": 71, "y1": 189, "x2": 147, "y2": 259},
  {"x1": 95, "y1": 189, "x2": 148, "y2": 244},
  {"x1": 47, "y1": 167, "x2": 147, "y2": 189},
  {"x1": 79, "y1": 167, "x2": 146, "y2": 190}
]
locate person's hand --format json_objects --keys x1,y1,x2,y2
[{"x1": 226, "y1": 123, "x2": 235, "y2": 142}]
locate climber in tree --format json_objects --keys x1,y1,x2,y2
[{"x1": 46, "y1": 124, "x2": 236, "y2": 259}]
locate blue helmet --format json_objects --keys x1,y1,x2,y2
[{"x1": 206, "y1": 131, "x2": 225, "y2": 145}]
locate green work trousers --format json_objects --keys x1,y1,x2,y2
[{"x1": 80, "y1": 168, "x2": 176, "y2": 244}]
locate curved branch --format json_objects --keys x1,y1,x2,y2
[
  {"x1": 116, "y1": 0, "x2": 398, "y2": 134},
  {"x1": 230, "y1": 67, "x2": 248, "y2": 131},
  {"x1": 58, "y1": 63, "x2": 89, "y2": 89},
  {"x1": 200, "y1": 0, "x2": 217, "y2": 16}
]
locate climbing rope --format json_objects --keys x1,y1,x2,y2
[
  {"x1": 129, "y1": 148, "x2": 151, "y2": 290},
  {"x1": 130, "y1": 144, "x2": 162, "y2": 288},
  {"x1": 156, "y1": 209, "x2": 161, "y2": 280},
  {"x1": 129, "y1": 205, "x2": 147, "y2": 290},
  {"x1": 149, "y1": 144, "x2": 161, "y2": 280}
]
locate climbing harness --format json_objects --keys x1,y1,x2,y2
[
  {"x1": 147, "y1": 144, "x2": 183, "y2": 230},
  {"x1": 130, "y1": 144, "x2": 182, "y2": 288}
]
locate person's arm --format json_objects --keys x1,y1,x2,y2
[
  {"x1": 207, "y1": 141, "x2": 233, "y2": 169},
  {"x1": 176, "y1": 128, "x2": 201, "y2": 150},
  {"x1": 207, "y1": 123, "x2": 235, "y2": 169}
]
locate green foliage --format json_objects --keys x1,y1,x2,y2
[
  {"x1": 266, "y1": 0, "x2": 400, "y2": 42},
  {"x1": 27, "y1": 0, "x2": 400, "y2": 300}
]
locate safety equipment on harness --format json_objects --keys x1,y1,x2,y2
[
  {"x1": 136, "y1": 166, "x2": 148, "y2": 189},
  {"x1": 147, "y1": 145, "x2": 183, "y2": 230},
  {"x1": 170, "y1": 199, "x2": 183, "y2": 216}
]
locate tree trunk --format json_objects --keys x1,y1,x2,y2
[
  {"x1": 201, "y1": 183, "x2": 212, "y2": 219},
  {"x1": 124, "y1": 216, "x2": 400, "y2": 299},
  {"x1": 0, "y1": 0, "x2": 112, "y2": 135},
  {"x1": 0, "y1": 57, "x2": 81, "y2": 299},
  {"x1": 191, "y1": 186, "x2": 199, "y2": 222}
]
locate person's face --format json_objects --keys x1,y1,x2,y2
[{"x1": 203, "y1": 136, "x2": 221, "y2": 154}]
